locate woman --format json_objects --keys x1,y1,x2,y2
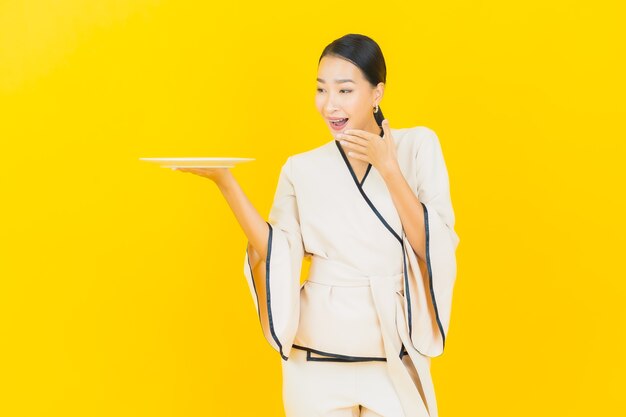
[{"x1": 176, "y1": 34, "x2": 460, "y2": 417}]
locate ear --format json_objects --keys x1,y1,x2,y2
[{"x1": 375, "y1": 82, "x2": 385, "y2": 101}]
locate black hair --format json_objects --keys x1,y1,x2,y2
[{"x1": 318, "y1": 33, "x2": 387, "y2": 129}]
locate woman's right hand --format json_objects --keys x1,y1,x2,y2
[{"x1": 173, "y1": 167, "x2": 232, "y2": 185}]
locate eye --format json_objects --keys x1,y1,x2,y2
[{"x1": 316, "y1": 88, "x2": 352, "y2": 93}]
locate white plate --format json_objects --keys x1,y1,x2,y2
[{"x1": 139, "y1": 157, "x2": 255, "y2": 168}]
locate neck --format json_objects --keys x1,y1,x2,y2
[{"x1": 365, "y1": 117, "x2": 382, "y2": 136}]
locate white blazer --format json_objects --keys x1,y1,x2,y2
[{"x1": 244, "y1": 126, "x2": 460, "y2": 417}]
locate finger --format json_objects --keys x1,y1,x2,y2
[
  {"x1": 338, "y1": 132, "x2": 368, "y2": 146},
  {"x1": 347, "y1": 151, "x2": 368, "y2": 161},
  {"x1": 340, "y1": 139, "x2": 368, "y2": 154},
  {"x1": 343, "y1": 129, "x2": 377, "y2": 141}
]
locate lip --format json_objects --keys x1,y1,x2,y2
[{"x1": 328, "y1": 117, "x2": 349, "y2": 131}]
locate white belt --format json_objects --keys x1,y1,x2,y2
[{"x1": 303, "y1": 256, "x2": 431, "y2": 417}]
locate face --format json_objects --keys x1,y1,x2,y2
[{"x1": 315, "y1": 55, "x2": 384, "y2": 138}]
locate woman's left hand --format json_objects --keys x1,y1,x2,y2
[{"x1": 338, "y1": 119, "x2": 400, "y2": 178}]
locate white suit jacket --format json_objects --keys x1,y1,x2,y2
[{"x1": 243, "y1": 126, "x2": 460, "y2": 417}]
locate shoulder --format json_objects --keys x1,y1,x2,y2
[
  {"x1": 403, "y1": 125, "x2": 439, "y2": 144},
  {"x1": 278, "y1": 140, "x2": 335, "y2": 180},
  {"x1": 286, "y1": 140, "x2": 335, "y2": 168},
  {"x1": 392, "y1": 125, "x2": 440, "y2": 157},
  {"x1": 292, "y1": 140, "x2": 335, "y2": 160}
]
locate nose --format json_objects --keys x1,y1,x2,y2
[{"x1": 323, "y1": 93, "x2": 341, "y2": 115}]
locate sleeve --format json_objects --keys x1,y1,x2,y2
[
  {"x1": 401, "y1": 128, "x2": 460, "y2": 358},
  {"x1": 243, "y1": 156, "x2": 304, "y2": 361}
]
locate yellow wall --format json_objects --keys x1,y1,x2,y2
[{"x1": 1, "y1": 0, "x2": 624, "y2": 415}]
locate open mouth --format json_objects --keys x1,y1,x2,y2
[{"x1": 329, "y1": 118, "x2": 348, "y2": 128}]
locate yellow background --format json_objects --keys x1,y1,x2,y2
[{"x1": 1, "y1": 0, "x2": 624, "y2": 415}]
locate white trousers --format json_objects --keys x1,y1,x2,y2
[{"x1": 281, "y1": 347, "x2": 425, "y2": 417}]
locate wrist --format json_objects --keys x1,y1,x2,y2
[
  {"x1": 380, "y1": 161, "x2": 403, "y2": 182},
  {"x1": 215, "y1": 171, "x2": 236, "y2": 191}
]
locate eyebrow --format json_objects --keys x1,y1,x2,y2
[{"x1": 317, "y1": 78, "x2": 355, "y2": 84}]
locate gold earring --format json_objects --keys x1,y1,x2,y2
[{"x1": 373, "y1": 104, "x2": 379, "y2": 113}]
